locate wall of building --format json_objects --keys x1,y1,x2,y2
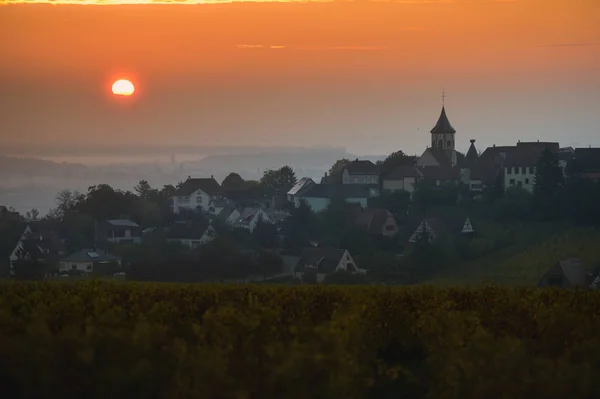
[
  {"x1": 342, "y1": 170, "x2": 379, "y2": 184},
  {"x1": 173, "y1": 189, "x2": 212, "y2": 214},
  {"x1": 504, "y1": 166, "x2": 536, "y2": 192}
]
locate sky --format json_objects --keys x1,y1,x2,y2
[{"x1": 1, "y1": 0, "x2": 599, "y2": 157}]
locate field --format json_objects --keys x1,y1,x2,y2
[
  {"x1": 1, "y1": 281, "x2": 600, "y2": 398},
  {"x1": 430, "y1": 226, "x2": 600, "y2": 285}
]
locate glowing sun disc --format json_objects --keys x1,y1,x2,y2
[{"x1": 112, "y1": 79, "x2": 135, "y2": 96}]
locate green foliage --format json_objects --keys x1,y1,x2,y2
[
  {"x1": 533, "y1": 148, "x2": 564, "y2": 219},
  {"x1": 221, "y1": 172, "x2": 245, "y2": 190},
  {"x1": 2, "y1": 282, "x2": 600, "y2": 398},
  {"x1": 260, "y1": 166, "x2": 297, "y2": 196},
  {"x1": 412, "y1": 180, "x2": 459, "y2": 208},
  {"x1": 323, "y1": 271, "x2": 368, "y2": 285},
  {"x1": 327, "y1": 159, "x2": 351, "y2": 183},
  {"x1": 368, "y1": 190, "x2": 411, "y2": 216},
  {"x1": 376, "y1": 150, "x2": 417, "y2": 175}
]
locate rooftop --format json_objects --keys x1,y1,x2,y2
[{"x1": 430, "y1": 106, "x2": 456, "y2": 134}]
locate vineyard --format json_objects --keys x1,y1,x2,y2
[{"x1": 1, "y1": 281, "x2": 600, "y2": 398}]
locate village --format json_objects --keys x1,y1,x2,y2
[{"x1": 2, "y1": 105, "x2": 600, "y2": 288}]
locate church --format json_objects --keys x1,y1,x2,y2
[{"x1": 415, "y1": 103, "x2": 479, "y2": 184}]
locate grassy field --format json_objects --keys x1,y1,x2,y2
[{"x1": 431, "y1": 227, "x2": 600, "y2": 285}]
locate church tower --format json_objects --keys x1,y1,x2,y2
[{"x1": 430, "y1": 105, "x2": 456, "y2": 151}]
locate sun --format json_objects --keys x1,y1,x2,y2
[{"x1": 112, "y1": 79, "x2": 135, "y2": 96}]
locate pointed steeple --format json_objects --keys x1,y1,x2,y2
[
  {"x1": 461, "y1": 217, "x2": 474, "y2": 234},
  {"x1": 464, "y1": 139, "x2": 479, "y2": 167},
  {"x1": 430, "y1": 106, "x2": 456, "y2": 134}
]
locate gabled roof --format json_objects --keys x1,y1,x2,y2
[
  {"x1": 0, "y1": 221, "x2": 28, "y2": 259},
  {"x1": 287, "y1": 177, "x2": 316, "y2": 196},
  {"x1": 505, "y1": 142, "x2": 559, "y2": 167},
  {"x1": 384, "y1": 165, "x2": 423, "y2": 180},
  {"x1": 539, "y1": 258, "x2": 589, "y2": 287},
  {"x1": 463, "y1": 140, "x2": 479, "y2": 168},
  {"x1": 468, "y1": 145, "x2": 516, "y2": 182},
  {"x1": 106, "y1": 219, "x2": 139, "y2": 228},
  {"x1": 299, "y1": 184, "x2": 379, "y2": 199},
  {"x1": 61, "y1": 248, "x2": 121, "y2": 263},
  {"x1": 294, "y1": 248, "x2": 353, "y2": 274},
  {"x1": 343, "y1": 160, "x2": 380, "y2": 175},
  {"x1": 573, "y1": 148, "x2": 600, "y2": 172},
  {"x1": 354, "y1": 209, "x2": 396, "y2": 235},
  {"x1": 420, "y1": 148, "x2": 453, "y2": 168},
  {"x1": 166, "y1": 221, "x2": 211, "y2": 240},
  {"x1": 430, "y1": 106, "x2": 456, "y2": 134},
  {"x1": 175, "y1": 177, "x2": 222, "y2": 197}
]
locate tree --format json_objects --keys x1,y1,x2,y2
[
  {"x1": 24, "y1": 208, "x2": 40, "y2": 222},
  {"x1": 376, "y1": 151, "x2": 416, "y2": 175},
  {"x1": 134, "y1": 180, "x2": 157, "y2": 200},
  {"x1": 222, "y1": 173, "x2": 245, "y2": 190},
  {"x1": 327, "y1": 159, "x2": 351, "y2": 183},
  {"x1": 12, "y1": 246, "x2": 46, "y2": 280},
  {"x1": 254, "y1": 250, "x2": 283, "y2": 278},
  {"x1": 283, "y1": 199, "x2": 318, "y2": 251},
  {"x1": 532, "y1": 149, "x2": 564, "y2": 219},
  {"x1": 47, "y1": 189, "x2": 82, "y2": 220},
  {"x1": 253, "y1": 217, "x2": 279, "y2": 249},
  {"x1": 260, "y1": 166, "x2": 297, "y2": 196},
  {"x1": 369, "y1": 190, "x2": 410, "y2": 216}
]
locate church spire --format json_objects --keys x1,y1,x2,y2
[{"x1": 430, "y1": 105, "x2": 456, "y2": 134}]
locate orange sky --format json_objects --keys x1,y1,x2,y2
[{"x1": 1, "y1": 0, "x2": 599, "y2": 154}]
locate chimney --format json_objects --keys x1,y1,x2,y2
[
  {"x1": 493, "y1": 144, "x2": 496, "y2": 147},
  {"x1": 211, "y1": 175, "x2": 214, "y2": 179},
  {"x1": 537, "y1": 140, "x2": 539, "y2": 142}
]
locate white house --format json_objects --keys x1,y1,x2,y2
[
  {"x1": 165, "y1": 221, "x2": 216, "y2": 249},
  {"x1": 504, "y1": 142, "x2": 559, "y2": 193},
  {"x1": 293, "y1": 184, "x2": 379, "y2": 212},
  {"x1": 172, "y1": 176, "x2": 223, "y2": 214},
  {"x1": 382, "y1": 165, "x2": 422, "y2": 194},
  {"x1": 59, "y1": 248, "x2": 122, "y2": 274},
  {"x1": 231, "y1": 207, "x2": 272, "y2": 232},
  {"x1": 341, "y1": 160, "x2": 380, "y2": 185},
  {"x1": 287, "y1": 177, "x2": 315, "y2": 202},
  {"x1": 293, "y1": 248, "x2": 362, "y2": 283}
]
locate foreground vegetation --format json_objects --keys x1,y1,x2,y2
[{"x1": 1, "y1": 282, "x2": 600, "y2": 398}]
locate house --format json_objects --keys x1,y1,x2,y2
[
  {"x1": 417, "y1": 106, "x2": 459, "y2": 168},
  {"x1": 0, "y1": 206, "x2": 21, "y2": 222},
  {"x1": 166, "y1": 221, "x2": 216, "y2": 249},
  {"x1": 231, "y1": 207, "x2": 272, "y2": 232},
  {"x1": 572, "y1": 148, "x2": 600, "y2": 181},
  {"x1": 353, "y1": 208, "x2": 398, "y2": 237},
  {"x1": 287, "y1": 177, "x2": 316, "y2": 202},
  {"x1": 293, "y1": 248, "x2": 361, "y2": 283},
  {"x1": 208, "y1": 198, "x2": 230, "y2": 216},
  {"x1": 293, "y1": 184, "x2": 380, "y2": 212},
  {"x1": 407, "y1": 215, "x2": 474, "y2": 243},
  {"x1": 172, "y1": 176, "x2": 223, "y2": 214},
  {"x1": 59, "y1": 248, "x2": 121, "y2": 274},
  {"x1": 8, "y1": 223, "x2": 66, "y2": 275},
  {"x1": 467, "y1": 145, "x2": 516, "y2": 192},
  {"x1": 537, "y1": 258, "x2": 594, "y2": 288},
  {"x1": 341, "y1": 160, "x2": 380, "y2": 185},
  {"x1": 504, "y1": 141, "x2": 559, "y2": 192},
  {"x1": 382, "y1": 165, "x2": 422, "y2": 194},
  {"x1": 96, "y1": 219, "x2": 142, "y2": 244},
  {"x1": 418, "y1": 165, "x2": 461, "y2": 186}
]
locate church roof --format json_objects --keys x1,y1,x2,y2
[
  {"x1": 464, "y1": 140, "x2": 479, "y2": 167},
  {"x1": 430, "y1": 106, "x2": 456, "y2": 134}
]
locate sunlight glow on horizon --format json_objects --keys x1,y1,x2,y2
[{"x1": 0, "y1": 0, "x2": 518, "y2": 4}]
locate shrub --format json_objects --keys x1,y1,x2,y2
[{"x1": 1, "y1": 282, "x2": 600, "y2": 398}]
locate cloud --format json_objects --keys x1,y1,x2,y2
[
  {"x1": 536, "y1": 43, "x2": 598, "y2": 48},
  {"x1": 237, "y1": 45, "x2": 387, "y2": 51}
]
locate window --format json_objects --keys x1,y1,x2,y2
[
  {"x1": 446, "y1": 140, "x2": 452, "y2": 148},
  {"x1": 509, "y1": 179, "x2": 515, "y2": 185},
  {"x1": 180, "y1": 196, "x2": 190, "y2": 203},
  {"x1": 87, "y1": 265, "x2": 92, "y2": 271},
  {"x1": 517, "y1": 181, "x2": 523, "y2": 188},
  {"x1": 529, "y1": 167, "x2": 535, "y2": 174},
  {"x1": 71, "y1": 265, "x2": 77, "y2": 270},
  {"x1": 525, "y1": 178, "x2": 529, "y2": 184},
  {"x1": 438, "y1": 140, "x2": 443, "y2": 148},
  {"x1": 196, "y1": 195, "x2": 202, "y2": 203},
  {"x1": 507, "y1": 167, "x2": 512, "y2": 175},
  {"x1": 521, "y1": 167, "x2": 526, "y2": 174}
]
